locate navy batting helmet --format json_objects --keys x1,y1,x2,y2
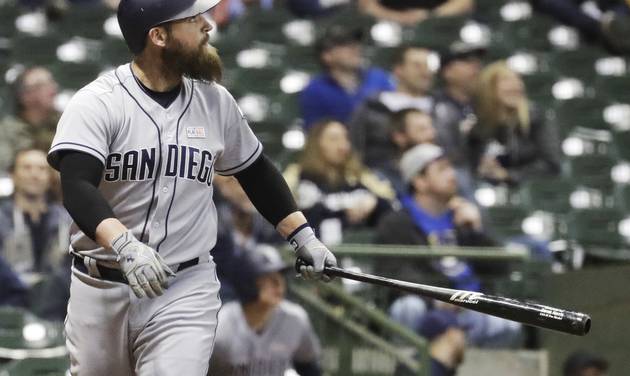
[
  {"x1": 233, "y1": 244, "x2": 291, "y2": 304},
  {"x1": 117, "y1": 0, "x2": 221, "y2": 55}
]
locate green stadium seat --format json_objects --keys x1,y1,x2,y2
[
  {"x1": 485, "y1": 205, "x2": 529, "y2": 240},
  {"x1": 54, "y1": 4, "x2": 114, "y2": 39},
  {"x1": 10, "y1": 34, "x2": 64, "y2": 66},
  {"x1": 0, "y1": 3, "x2": 19, "y2": 38},
  {"x1": 0, "y1": 308, "x2": 27, "y2": 349},
  {"x1": 567, "y1": 208, "x2": 625, "y2": 249},
  {"x1": 613, "y1": 130, "x2": 630, "y2": 161},
  {"x1": 545, "y1": 50, "x2": 599, "y2": 80},
  {"x1": 404, "y1": 16, "x2": 467, "y2": 50},
  {"x1": 522, "y1": 71, "x2": 556, "y2": 104},
  {"x1": 616, "y1": 185, "x2": 630, "y2": 212},
  {"x1": 101, "y1": 38, "x2": 132, "y2": 67},
  {"x1": 494, "y1": 17, "x2": 555, "y2": 52},
  {"x1": 235, "y1": 6, "x2": 295, "y2": 44},
  {"x1": 523, "y1": 177, "x2": 575, "y2": 214},
  {"x1": 49, "y1": 62, "x2": 102, "y2": 90},
  {"x1": 567, "y1": 154, "x2": 616, "y2": 190},
  {"x1": 553, "y1": 98, "x2": 609, "y2": 132},
  {"x1": 0, "y1": 356, "x2": 69, "y2": 376},
  {"x1": 593, "y1": 76, "x2": 630, "y2": 103}
]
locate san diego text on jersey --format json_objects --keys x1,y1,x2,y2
[{"x1": 104, "y1": 144, "x2": 214, "y2": 186}]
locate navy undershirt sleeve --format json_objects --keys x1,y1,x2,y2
[
  {"x1": 58, "y1": 151, "x2": 115, "y2": 241},
  {"x1": 234, "y1": 154, "x2": 298, "y2": 227}
]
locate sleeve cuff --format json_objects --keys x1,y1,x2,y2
[
  {"x1": 48, "y1": 142, "x2": 107, "y2": 171},
  {"x1": 214, "y1": 142, "x2": 263, "y2": 176}
]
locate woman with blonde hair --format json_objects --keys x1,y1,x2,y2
[
  {"x1": 468, "y1": 61, "x2": 561, "y2": 185},
  {"x1": 284, "y1": 119, "x2": 395, "y2": 244}
]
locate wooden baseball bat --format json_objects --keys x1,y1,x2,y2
[{"x1": 322, "y1": 265, "x2": 591, "y2": 336}]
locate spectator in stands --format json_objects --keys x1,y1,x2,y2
[
  {"x1": 358, "y1": 0, "x2": 474, "y2": 26},
  {"x1": 0, "y1": 149, "x2": 70, "y2": 279},
  {"x1": 433, "y1": 41, "x2": 484, "y2": 171},
  {"x1": 468, "y1": 61, "x2": 561, "y2": 186},
  {"x1": 209, "y1": 244, "x2": 322, "y2": 376},
  {"x1": 563, "y1": 350, "x2": 609, "y2": 376},
  {"x1": 531, "y1": 0, "x2": 630, "y2": 53},
  {"x1": 284, "y1": 119, "x2": 395, "y2": 245},
  {"x1": 379, "y1": 144, "x2": 522, "y2": 348},
  {"x1": 349, "y1": 46, "x2": 434, "y2": 171},
  {"x1": 0, "y1": 67, "x2": 60, "y2": 173},
  {"x1": 0, "y1": 255, "x2": 28, "y2": 308},
  {"x1": 299, "y1": 25, "x2": 395, "y2": 129},
  {"x1": 381, "y1": 108, "x2": 437, "y2": 193},
  {"x1": 419, "y1": 308, "x2": 466, "y2": 376},
  {"x1": 375, "y1": 144, "x2": 492, "y2": 291}
]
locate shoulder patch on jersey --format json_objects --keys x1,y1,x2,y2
[{"x1": 186, "y1": 127, "x2": 206, "y2": 139}]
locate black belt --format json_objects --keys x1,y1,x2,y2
[{"x1": 73, "y1": 256, "x2": 200, "y2": 284}]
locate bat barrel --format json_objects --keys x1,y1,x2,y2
[{"x1": 322, "y1": 266, "x2": 591, "y2": 336}]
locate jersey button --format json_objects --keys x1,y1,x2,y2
[
  {"x1": 153, "y1": 222, "x2": 160, "y2": 228},
  {"x1": 162, "y1": 187, "x2": 169, "y2": 193}
]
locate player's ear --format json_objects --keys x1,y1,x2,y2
[{"x1": 147, "y1": 26, "x2": 169, "y2": 49}]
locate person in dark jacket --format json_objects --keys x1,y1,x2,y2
[
  {"x1": 376, "y1": 144, "x2": 493, "y2": 250},
  {"x1": 378, "y1": 144, "x2": 521, "y2": 348},
  {"x1": 468, "y1": 61, "x2": 561, "y2": 186}
]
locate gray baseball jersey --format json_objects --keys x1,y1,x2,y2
[
  {"x1": 48, "y1": 63, "x2": 261, "y2": 266},
  {"x1": 209, "y1": 301, "x2": 321, "y2": 376},
  {"x1": 48, "y1": 63, "x2": 261, "y2": 376}
]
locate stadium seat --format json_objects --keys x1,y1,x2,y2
[
  {"x1": 101, "y1": 38, "x2": 132, "y2": 67},
  {"x1": 593, "y1": 75, "x2": 630, "y2": 103},
  {"x1": 49, "y1": 62, "x2": 102, "y2": 90},
  {"x1": 404, "y1": 16, "x2": 467, "y2": 50},
  {"x1": 552, "y1": 97, "x2": 609, "y2": 132},
  {"x1": 0, "y1": 3, "x2": 19, "y2": 38},
  {"x1": 10, "y1": 34, "x2": 64, "y2": 66},
  {"x1": 0, "y1": 356, "x2": 69, "y2": 376},
  {"x1": 567, "y1": 154, "x2": 616, "y2": 190},
  {"x1": 484, "y1": 205, "x2": 530, "y2": 240},
  {"x1": 495, "y1": 17, "x2": 555, "y2": 52},
  {"x1": 567, "y1": 208, "x2": 625, "y2": 250},
  {"x1": 613, "y1": 130, "x2": 630, "y2": 161},
  {"x1": 237, "y1": 7, "x2": 295, "y2": 44},
  {"x1": 54, "y1": 3, "x2": 114, "y2": 40},
  {"x1": 522, "y1": 177, "x2": 575, "y2": 214},
  {"x1": 546, "y1": 50, "x2": 599, "y2": 80}
]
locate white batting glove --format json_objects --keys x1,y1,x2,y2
[
  {"x1": 111, "y1": 231, "x2": 175, "y2": 299},
  {"x1": 289, "y1": 225, "x2": 337, "y2": 282}
]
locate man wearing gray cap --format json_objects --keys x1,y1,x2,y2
[{"x1": 375, "y1": 144, "x2": 494, "y2": 289}]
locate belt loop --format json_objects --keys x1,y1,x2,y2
[{"x1": 85, "y1": 257, "x2": 102, "y2": 278}]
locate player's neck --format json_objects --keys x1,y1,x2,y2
[
  {"x1": 131, "y1": 57, "x2": 182, "y2": 93},
  {"x1": 242, "y1": 302, "x2": 275, "y2": 332}
]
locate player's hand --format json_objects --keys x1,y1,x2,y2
[
  {"x1": 111, "y1": 231, "x2": 175, "y2": 299},
  {"x1": 295, "y1": 238, "x2": 337, "y2": 282},
  {"x1": 288, "y1": 224, "x2": 337, "y2": 282}
]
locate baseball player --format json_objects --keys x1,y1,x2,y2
[
  {"x1": 209, "y1": 244, "x2": 322, "y2": 376},
  {"x1": 46, "y1": 0, "x2": 337, "y2": 375}
]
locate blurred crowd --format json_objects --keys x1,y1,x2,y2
[{"x1": 2, "y1": 0, "x2": 628, "y2": 374}]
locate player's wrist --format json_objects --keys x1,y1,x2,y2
[
  {"x1": 286, "y1": 223, "x2": 316, "y2": 252},
  {"x1": 110, "y1": 230, "x2": 138, "y2": 256}
]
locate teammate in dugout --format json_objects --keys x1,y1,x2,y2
[
  {"x1": 209, "y1": 245, "x2": 322, "y2": 375},
  {"x1": 46, "y1": 0, "x2": 337, "y2": 375}
]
